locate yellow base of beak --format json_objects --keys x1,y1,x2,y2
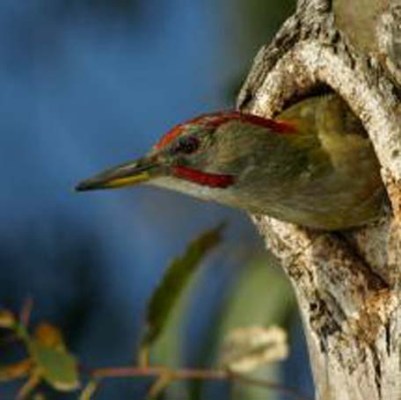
[
  {"x1": 76, "y1": 168, "x2": 153, "y2": 192},
  {"x1": 101, "y1": 171, "x2": 152, "y2": 189}
]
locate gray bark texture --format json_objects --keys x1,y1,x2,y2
[{"x1": 237, "y1": 1, "x2": 401, "y2": 399}]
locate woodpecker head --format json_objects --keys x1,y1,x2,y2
[
  {"x1": 75, "y1": 95, "x2": 386, "y2": 230},
  {"x1": 75, "y1": 111, "x2": 296, "y2": 207}
]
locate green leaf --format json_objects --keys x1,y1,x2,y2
[
  {"x1": 218, "y1": 256, "x2": 296, "y2": 400},
  {"x1": 141, "y1": 223, "x2": 225, "y2": 351},
  {"x1": 220, "y1": 255, "x2": 296, "y2": 329},
  {"x1": 30, "y1": 342, "x2": 80, "y2": 391},
  {"x1": 189, "y1": 254, "x2": 296, "y2": 400},
  {"x1": 28, "y1": 323, "x2": 80, "y2": 391}
]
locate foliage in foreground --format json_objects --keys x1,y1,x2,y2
[{"x1": 0, "y1": 224, "x2": 305, "y2": 400}]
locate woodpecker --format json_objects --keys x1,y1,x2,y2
[{"x1": 76, "y1": 95, "x2": 386, "y2": 230}]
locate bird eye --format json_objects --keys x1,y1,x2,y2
[{"x1": 173, "y1": 136, "x2": 200, "y2": 155}]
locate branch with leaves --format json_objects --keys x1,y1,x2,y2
[{"x1": 0, "y1": 225, "x2": 305, "y2": 400}]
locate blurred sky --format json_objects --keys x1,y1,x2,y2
[{"x1": 0, "y1": 1, "x2": 312, "y2": 399}]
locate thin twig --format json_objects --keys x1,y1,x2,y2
[
  {"x1": 93, "y1": 366, "x2": 166, "y2": 378},
  {"x1": 91, "y1": 365, "x2": 312, "y2": 400}
]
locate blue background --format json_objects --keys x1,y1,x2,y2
[{"x1": 0, "y1": 1, "x2": 313, "y2": 399}]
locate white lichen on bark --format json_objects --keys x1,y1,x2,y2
[{"x1": 237, "y1": 1, "x2": 401, "y2": 399}]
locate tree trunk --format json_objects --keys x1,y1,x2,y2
[{"x1": 237, "y1": 1, "x2": 401, "y2": 399}]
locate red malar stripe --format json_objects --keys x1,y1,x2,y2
[{"x1": 173, "y1": 166, "x2": 235, "y2": 188}]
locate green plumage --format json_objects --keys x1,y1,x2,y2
[
  {"x1": 76, "y1": 95, "x2": 386, "y2": 230},
  {"x1": 233, "y1": 95, "x2": 385, "y2": 229}
]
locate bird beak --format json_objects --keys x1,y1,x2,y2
[{"x1": 75, "y1": 156, "x2": 160, "y2": 191}]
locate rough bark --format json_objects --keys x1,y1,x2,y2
[{"x1": 237, "y1": 1, "x2": 401, "y2": 399}]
